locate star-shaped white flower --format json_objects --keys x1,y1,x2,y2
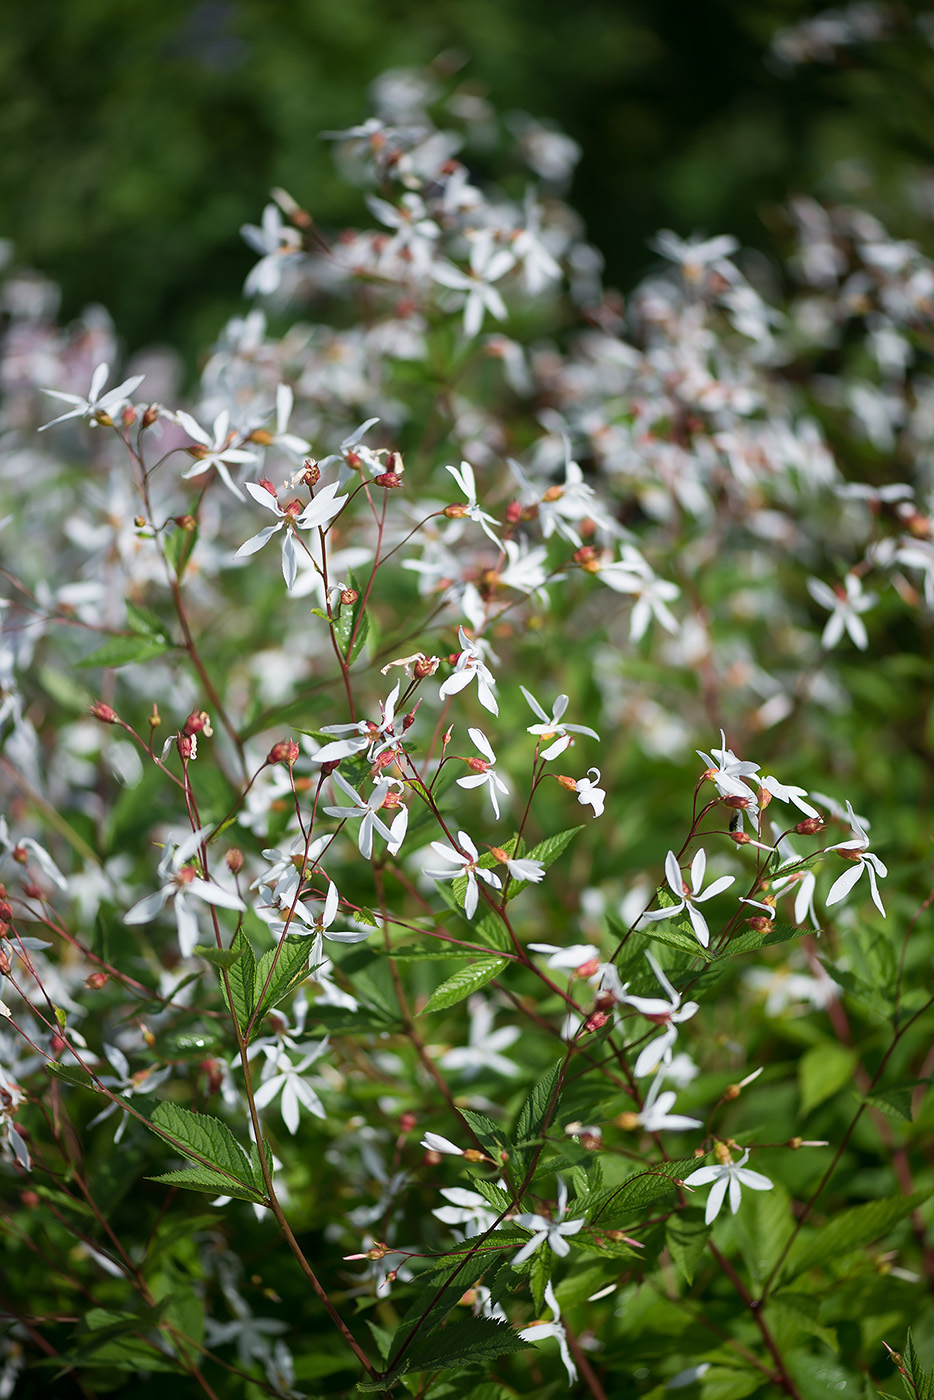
[
  {"x1": 438, "y1": 628, "x2": 499, "y2": 716},
  {"x1": 123, "y1": 825, "x2": 245, "y2": 959},
  {"x1": 619, "y1": 951, "x2": 700, "y2": 1077},
  {"x1": 445, "y1": 461, "x2": 501, "y2": 542},
  {"x1": 40, "y1": 362, "x2": 145, "y2": 431},
  {"x1": 425, "y1": 830, "x2": 502, "y2": 919},
  {"x1": 456, "y1": 728, "x2": 510, "y2": 819},
  {"x1": 683, "y1": 1147, "x2": 772, "y2": 1225},
  {"x1": 176, "y1": 409, "x2": 257, "y2": 501},
  {"x1": 518, "y1": 1280, "x2": 578, "y2": 1386},
  {"x1": 520, "y1": 688, "x2": 599, "y2": 759},
  {"x1": 640, "y1": 849, "x2": 735, "y2": 949},
  {"x1": 512, "y1": 1177, "x2": 585, "y2": 1266},
  {"x1": 825, "y1": 801, "x2": 887, "y2": 916},
  {"x1": 807, "y1": 573, "x2": 877, "y2": 651}
]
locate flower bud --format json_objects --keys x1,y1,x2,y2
[
  {"x1": 542, "y1": 484, "x2": 564, "y2": 503},
  {"x1": 226, "y1": 848, "x2": 244, "y2": 874},
  {"x1": 584, "y1": 1010, "x2": 609, "y2": 1033},
  {"x1": 0, "y1": 902, "x2": 13, "y2": 925},
  {"x1": 374, "y1": 470, "x2": 403, "y2": 488},
  {"x1": 795, "y1": 816, "x2": 825, "y2": 835},
  {"x1": 122, "y1": 405, "x2": 137, "y2": 427},
  {"x1": 505, "y1": 501, "x2": 522, "y2": 524},
  {"x1": 555, "y1": 774, "x2": 578, "y2": 792},
  {"x1": 85, "y1": 971, "x2": 108, "y2": 990},
  {"x1": 141, "y1": 1024, "x2": 156, "y2": 1049},
  {"x1": 141, "y1": 405, "x2": 159, "y2": 429},
  {"x1": 23, "y1": 883, "x2": 41, "y2": 899},
  {"x1": 615, "y1": 1111, "x2": 641, "y2": 1131},
  {"x1": 177, "y1": 734, "x2": 195, "y2": 761},
  {"x1": 722, "y1": 793, "x2": 753, "y2": 810},
  {"x1": 340, "y1": 588, "x2": 358, "y2": 607},
  {"x1": 302, "y1": 459, "x2": 321, "y2": 486},
  {"x1": 713, "y1": 1141, "x2": 734, "y2": 1165},
  {"x1": 20, "y1": 1190, "x2": 40, "y2": 1209},
  {"x1": 90, "y1": 700, "x2": 118, "y2": 724},
  {"x1": 134, "y1": 515, "x2": 146, "y2": 529},
  {"x1": 268, "y1": 739, "x2": 300, "y2": 766},
  {"x1": 0, "y1": 950, "x2": 11, "y2": 975},
  {"x1": 399, "y1": 1112, "x2": 417, "y2": 1133},
  {"x1": 175, "y1": 513, "x2": 197, "y2": 532},
  {"x1": 149, "y1": 704, "x2": 161, "y2": 729},
  {"x1": 746, "y1": 916, "x2": 772, "y2": 932},
  {"x1": 184, "y1": 710, "x2": 212, "y2": 737},
  {"x1": 422, "y1": 1149, "x2": 443, "y2": 1167},
  {"x1": 250, "y1": 428, "x2": 274, "y2": 446},
  {"x1": 443, "y1": 503, "x2": 469, "y2": 519}
]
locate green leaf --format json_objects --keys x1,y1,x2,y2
[
  {"x1": 505, "y1": 825, "x2": 584, "y2": 900},
  {"x1": 901, "y1": 1330, "x2": 934, "y2": 1400},
  {"x1": 37, "y1": 665, "x2": 94, "y2": 713},
  {"x1": 767, "y1": 1292, "x2": 838, "y2": 1353},
  {"x1": 146, "y1": 1165, "x2": 264, "y2": 1203},
  {"x1": 125, "y1": 601, "x2": 170, "y2": 641},
  {"x1": 699, "y1": 1365, "x2": 765, "y2": 1400},
  {"x1": 511, "y1": 1058, "x2": 564, "y2": 1170},
  {"x1": 421, "y1": 956, "x2": 508, "y2": 1014},
  {"x1": 799, "y1": 1043, "x2": 859, "y2": 1115},
  {"x1": 458, "y1": 1109, "x2": 507, "y2": 1155},
  {"x1": 77, "y1": 634, "x2": 172, "y2": 668},
  {"x1": 148, "y1": 1101, "x2": 260, "y2": 1195},
  {"x1": 223, "y1": 927, "x2": 256, "y2": 1034},
  {"x1": 862, "y1": 1087, "x2": 915, "y2": 1122},
  {"x1": 192, "y1": 944, "x2": 244, "y2": 968},
  {"x1": 589, "y1": 1157, "x2": 701, "y2": 1228},
  {"x1": 163, "y1": 521, "x2": 199, "y2": 581},
  {"x1": 474, "y1": 910, "x2": 512, "y2": 952},
  {"x1": 783, "y1": 1190, "x2": 932, "y2": 1282},
  {"x1": 392, "y1": 1316, "x2": 527, "y2": 1378},
  {"x1": 47, "y1": 1061, "x2": 96, "y2": 1091},
  {"x1": 666, "y1": 1215, "x2": 711, "y2": 1287},
  {"x1": 253, "y1": 934, "x2": 312, "y2": 1024}
]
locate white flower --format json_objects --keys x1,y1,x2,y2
[
  {"x1": 456, "y1": 728, "x2": 510, "y2": 819},
  {"x1": 431, "y1": 230, "x2": 515, "y2": 338},
  {"x1": 807, "y1": 573, "x2": 877, "y2": 651},
  {"x1": 39, "y1": 362, "x2": 145, "y2": 431},
  {"x1": 518, "y1": 1280, "x2": 578, "y2": 1386},
  {"x1": 252, "y1": 1040, "x2": 329, "y2": 1135},
  {"x1": 123, "y1": 825, "x2": 245, "y2": 959},
  {"x1": 433, "y1": 1186, "x2": 499, "y2": 1237},
  {"x1": 640, "y1": 850, "x2": 735, "y2": 949},
  {"x1": 284, "y1": 881, "x2": 372, "y2": 945},
  {"x1": 421, "y1": 1132, "x2": 465, "y2": 1155},
  {"x1": 438, "y1": 628, "x2": 499, "y2": 716},
  {"x1": 527, "y1": 943, "x2": 600, "y2": 972},
  {"x1": 241, "y1": 203, "x2": 303, "y2": 296},
  {"x1": 597, "y1": 552, "x2": 681, "y2": 641},
  {"x1": 315, "y1": 682, "x2": 402, "y2": 764},
  {"x1": 825, "y1": 801, "x2": 887, "y2": 916},
  {"x1": 628, "y1": 1068, "x2": 702, "y2": 1133},
  {"x1": 439, "y1": 995, "x2": 519, "y2": 1078},
  {"x1": 512, "y1": 1177, "x2": 585, "y2": 1266},
  {"x1": 87, "y1": 1045, "x2": 172, "y2": 1144},
  {"x1": 684, "y1": 1148, "x2": 773, "y2": 1225},
  {"x1": 572, "y1": 767, "x2": 605, "y2": 817},
  {"x1": 619, "y1": 951, "x2": 700, "y2": 1077},
  {"x1": 760, "y1": 775, "x2": 818, "y2": 819},
  {"x1": 324, "y1": 774, "x2": 397, "y2": 860},
  {"x1": 520, "y1": 687, "x2": 599, "y2": 759},
  {"x1": 425, "y1": 830, "x2": 502, "y2": 919},
  {"x1": 445, "y1": 461, "x2": 500, "y2": 542},
  {"x1": 176, "y1": 409, "x2": 257, "y2": 502},
  {"x1": 697, "y1": 730, "x2": 760, "y2": 806},
  {"x1": 499, "y1": 855, "x2": 546, "y2": 883}
]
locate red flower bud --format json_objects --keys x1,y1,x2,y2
[
  {"x1": 90, "y1": 700, "x2": 118, "y2": 724},
  {"x1": 795, "y1": 816, "x2": 825, "y2": 835},
  {"x1": 374, "y1": 470, "x2": 403, "y2": 488},
  {"x1": 268, "y1": 740, "x2": 300, "y2": 766},
  {"x1": 85, "y1": 971, "x2": 108, "y2": 990},
  {"x1": 226, "y1": 848, "x2": 244, "y2": 874}
]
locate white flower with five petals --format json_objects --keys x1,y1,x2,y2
[{"x1": 640, "y1": 850, "x2": 735, "y2": 949}]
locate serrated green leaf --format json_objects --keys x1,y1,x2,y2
[
  {"x1": 505, "y1": 825, "x2": 584, "y2": 900},
  {"x1": 394, "y1": 1316, "x2": 527, "y2": 1377},
  {"x1": 589, "y1": 1157, "x2": 701, "y2": 1228},
  {"x1": 783, "y1": 1190, "x2": 932, "y2": 1282},
  {"x1": 148, "y1": 1101, "x2": 259, "y2": 1193},
  {"x1": 421, "y1": 956, "x2": 507, "y2": 1014},
  {"x1": 902, "y1": 1330, "x2": 934, "y2": 1400},
  {"x1": 767, "y1": 1292, "x2": 838, "y2": 1353},
  {"x1": 253, "y1": 934, "x2": 312, "y2": 1025},
  {"x1": 862, "y1": 1087, "x2": 915, "y2": 1122},
  {"x1": 77, "y1": 635, "x2": 172, "y2": 668},
  {"x1": 223, "y1": 927, "x2": 256, "y2": 1035},
  {"x1": 634, "y1": 918, "x2": 712, "y2": 961},
  {"x1": 799, "y1": 1042, "x2": 859, "y2": 1115},
  {"x1": 666, "y1": 1215, "x2": 710, "y2": 1287},
  {"x1": 474, "y1": 910, "x2": 512, "y2": 952},
  {"x1": 146, "y1": 1165, "x2": 264, "y2": 1203},
  {"x1": 511, "y1": 1058, "x2": 564, "y2": 1170},
  {"x1": 459, "y1": 1109, "x2": 507, "y2": 1154},
  {"x1": 387, "y1": 944, "x2": 479, "y2": 960},
  {"x1": 47, "y1": 1061, "x2": 96, "y2": 1090}
]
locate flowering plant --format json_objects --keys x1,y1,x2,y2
[{"x1": 0, "y1": 45, "x2": 932, "y2": 1400}]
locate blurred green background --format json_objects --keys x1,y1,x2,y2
[{"x1": 4, "y1": 0, "x2": 933, "y2": 358}]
